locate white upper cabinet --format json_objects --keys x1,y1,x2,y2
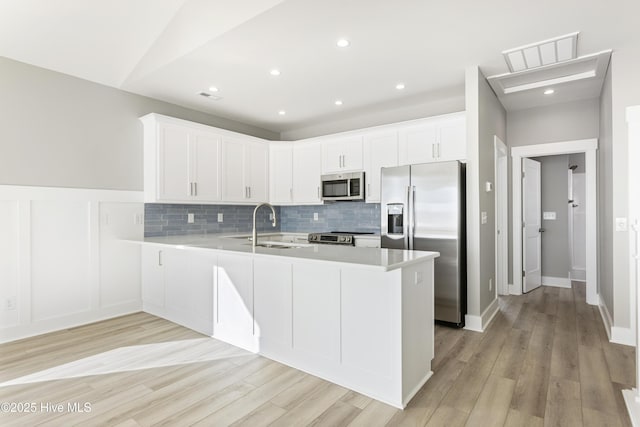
[
  {"x1": 142, "y1": 114, "x2": 221, "y2": 204},
  {"x1": 363, "y1": 130, "x2": 398, "y2": 203},
  {"x1": 437, "y1": 114, "x2": 466, "y2": 162},
  {"x1": 398, "y1": 112, "x2": 466, "y2": 165},
  {"x1": 222, "y1": 137, "x2": 269, "y2": 203},
  {"x1": 269, "y1": 143, "x2": 294, "y2": 204},
  {"x1": 269, "y1": 141, "x2": 322, "y2": 205},
  {"x1": 322, "y1": 136, "x2": 364, "y2": 173},
  {"x1": 292, "y1": 142, "x2": 322, "y2": 204}
]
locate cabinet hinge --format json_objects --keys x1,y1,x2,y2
[
  {"x1": 522, "y1": 270, "x2": 525, "y2": 277},
  {"x1": 522, "y1": 171, "x2": 525, "y2": 178}
]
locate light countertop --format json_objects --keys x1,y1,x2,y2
[{"x1": 127, "y1": 233, "x2": 438, "y2": 271}]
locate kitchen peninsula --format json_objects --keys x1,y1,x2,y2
[{"x1": 133, "y1": 233, "x2": 439, "y2": 409}]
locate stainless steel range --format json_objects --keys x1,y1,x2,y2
[{"x1": 307, "y1": 231, "x2": 374, "y2": 245}]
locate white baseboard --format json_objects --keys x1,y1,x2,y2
[
  {"x1": 464, "y1": 298, "x2": 500, "y2": 333},
  {"x1": 612, "y1": 326, "x2": 636, "y2": 347},
  {"x1": 570, "y1": 268, "x2": 586, "y2": 282},
  {"x1": 508, "y1": 283, "x2": 522, "y2": 295},
  {"x1": 0, "y1": 301, "x2": 142, "y2": 344},
  {"x1": 598, "y1": 295, "x2": 636, "y2": 347},
  {"x1": 542, "y1": 276, "x2": 571, "y2": 288},
  {"x1": 623, "y1": 389, "x2": 640, "y2": 427}
]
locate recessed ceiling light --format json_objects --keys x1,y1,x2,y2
[
  {"x1": 396, "y1": 83, "x2": 405, "y2": 90},
  {"x1": 336, "y1": 39, "x2": 350, "y2": 48},
  {"x1": 270, "y1": 69, "x2": 281, "y2": 76},
  {"x1": 335, "y1": 100, "x2": 343, "y2": 106},
  {"x1": 278, "y1": 110, "x2": 286, "y2": 115},
  {"x1": 208, "y1": 86, "x2": 219, "y2": 92},
  {"x1": 544, "y1": 88, "x2": 555, "y2": 95}
]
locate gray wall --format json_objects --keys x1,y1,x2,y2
[
  {"x1": 599, "y1": 59, "x2": 614, "y2": 320},
  {"x1": 465, "y1": 66, "x2": 506, "y2": 320},
  {"x1": 506, "y1": 99, "x2": 600, "y2": 284},
  {"x1": 604, "y1": 47, "x2": 640, "y2": 329},
  {"x1": 532, "y1": 155, "x2": 570, "y2": 279},
  {"x1": 0, "y1": 57, "x2": 278, "y2": 191}
]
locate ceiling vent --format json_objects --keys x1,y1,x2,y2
[
  {"x1": 503, "y1": 32, "x2": 579, "y2": 72},
  {"x1": 198, "y1": 92, "x2": 222, "y2": 101}
]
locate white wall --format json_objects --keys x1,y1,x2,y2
[
  {"x1": 465, "y1": 66, "x2": 506, "y2": 330},
  {"x1": 0, "y1": 186, "x2": 144, "y2": 343},
  {"x1": 0, "y1": 57, "x2": 278, "y2": 191},
  {"x1": 280, "y1": 87, "x2": 465, "y2": 140}
]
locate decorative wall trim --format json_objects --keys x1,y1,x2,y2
[
  {"x1": 0, "y1": 185, "x2": 144, "y2": 344},
  {"x1": 542, "y1": 276, "x2": 571, "y2": 288},
  {"x1": 464, "y1": 297, "x2": 500, "y2": 332}
]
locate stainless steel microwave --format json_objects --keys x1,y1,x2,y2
[{"x1": 321, "y1": 171, "x2": 365, "y2": 201}]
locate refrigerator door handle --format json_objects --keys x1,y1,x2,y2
[
  {"x1": 408, "y1": 185, "x2": 416, "y2": 250},
  {"x1": 404, "y1": 186, "x2": 411, "y2": 249}
]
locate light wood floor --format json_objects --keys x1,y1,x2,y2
[{"x1": 0, "y1": 282, "x2": 634, "y2": 426}]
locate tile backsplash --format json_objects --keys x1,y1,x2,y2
[
  {"x1": 280, "y1": 202, "x2": 380, "y2": 233},
  {"x1": 144, "y1": 203, "x2": 281, "y2": 237},
  {"x1": 144, "y1": 202, "x2": 381, "y2": 237}
]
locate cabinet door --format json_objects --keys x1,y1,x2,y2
[
  {"x1": 322, "y1": 136, "x2": 363, "y2": 173},
  {"x1": 254, "y1": 258, "x2": 292, "y2": 357},
  {"x1": 292, "y1": 142, "x2": 322, "y2": 203},
  {"x1": 191, "y1": 132, "x2": 221, "y2": 202},
  {"x1": 141, "y1": 246, "x2": 165, "y2": 311},
  {"x1": 437, "y1": 116, "x2": 466, "y2": 161},
  {"x1": 164, "y1": 249, "x2": 214, "y2": 336},
  {"x1": 221, "y1": 137, "x2": 246, "y2": 202},
  {"x1": 246, "y1": 141, "x2": 269, "y2": 202},
  {"x1": 270, "y1": 144, "x2": 293, "y2": 204},
  {"x1": 364, "y1": 131, "x2": 398, "y2": 202},
  {"x1": 158, "y1": 125, "x2": 190, "y2": 201},
  {"x1": 398, "y1": 122, "x2": 437, "y2": 165},
  {"x1": 214, "y1": 254, "x2": 255, "y2": 351}
]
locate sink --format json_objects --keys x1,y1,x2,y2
[{"x1": 244, "y1": 240, "x2": 312, "y2": 249}]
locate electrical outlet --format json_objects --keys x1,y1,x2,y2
[
  {"x1": 481, "y1": 211, "x2": 487, "y2": 224},
  {"x1": 217, "y1": 213, "x2": 223, "y2": 223},
  {"x1": 4, "y1": 296, "x2": 16, "y2": 311},
  {"x1": 489, "y1": 278, "x2": 492, "y2": 291},
  {"x1": 616, "y1": 217, "x2": 628, "y2": 232},
  {"x1": 187, "y1": 213, "x2": 195, "y2": 224},
  {"x1": 313, "y1": 212, "x2": 319, "y2": 221}
]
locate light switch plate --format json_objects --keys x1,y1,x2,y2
[
  {"x1": 543, "y1": 212, "x2": 556, "y2": 220},
  {"x1": 187, "y1": 213, "x2": 195, "y2": 223},
  {"x1": 217, "y1": 213, "x2": 223, "y2": 223},
  {"x1": 313, "y1": 212, "x2": 319, "y2": 221}
]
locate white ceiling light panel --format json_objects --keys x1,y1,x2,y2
[{"x1": 503, "y1": 32, "x2": 579, "y2": 72}]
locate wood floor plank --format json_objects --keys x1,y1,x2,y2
[
  {"x1": 544, "y1": 377, "x2": 582, "y2": 426},
  {"x1": 268, "y1": 382, "x2": 349, "y2": 427},
  {"x1": 229, "y1": 402, "x2": 287, "y2": 427},
  {"x1": 424, "y1": 405, "x2": 468, "y2": 427},
  {"x1": 550, "y1": 329, "x2": 580, "y2": 382},
  {"x1": 309, "y1": 400, "x2": 362, "y2": 427},
  {"x1": 465, "y1": 374, "x2": 515, "y2": 427},
  {"x1": 602, "y1": 342, "x2": 636, "y2": 387},
  {"x1": 503, "y1": 408, "x2": 544, "y2": 427},
  {"x1": 579, "y1": 344, "x2": 620, "y2": 416},
  {"x1": 491, "y1": 328, "x2": 530, "y2": 380},
  {"x1": 583, "y1": 407, "x2": 623, "y2": 427},
  {"x1": 340, "y1": 391, "x2": 372, "y2": 410},
  {"x1": 346, "y1": 400, "x2": 398, "y2": 427}
]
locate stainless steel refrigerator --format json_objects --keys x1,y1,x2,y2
[{"x1": 381, "y1": 161, "x2": 466, "y2": 327}]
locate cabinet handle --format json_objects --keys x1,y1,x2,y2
[
  {"x1": 317, "y1": 186, "x2": 320, "y2": 199},
  {"x1": 432, "y1": 144, "x2": 436, "y2": 159},
  {"x1": 367, "y1": 183, "x2": 370, "y2": 196},
  {"x1": 194, "y1": 182, "x2": 197, "y2": 196},
  {"x1": 158, "y1": 250, "x2": 163, "y2": 266},
  {"x1": 248, "y1": 186, "x2": 251, "y2": 198},
  {"x1": 245, "y1": 186, "x2": 248, "y2": 198},
  {"x1": 290, "y1": 188, "x2": 293, "y2": 200},
  {"x1": 437, "y1": 143, "x2": 441, "y2": 158}
]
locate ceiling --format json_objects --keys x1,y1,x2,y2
[{"x1": 1, "y1": 0, "x2": 639, "y2": 135}]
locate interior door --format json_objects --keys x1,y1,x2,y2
[{"x1": 523, "y1": 158, "x2": 542, "y2": 293}]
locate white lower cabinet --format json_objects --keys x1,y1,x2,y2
[
  {"x1": 253, "y1": 258, "x2": 292, "y2": 356},
  {"x1": 214, "y1": 253, "x2": 256, "y2": 352},
  {"x1": 141, "y1": 246, "x2": 214, "y2": 336}
]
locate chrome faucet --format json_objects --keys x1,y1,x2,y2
[{"x1": 252, "y1": 202, "x2": 277, "y2": 248}]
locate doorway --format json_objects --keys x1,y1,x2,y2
[{"x1": 511, "y1": 139, "x2": 598, "y2": 305}]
